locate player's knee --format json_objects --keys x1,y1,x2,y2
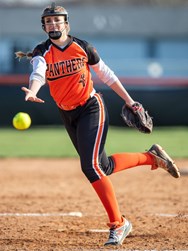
[
  {"x1": 81, "y1": 164, "x2": 98, "y2": 183},
  {"x1": 101, "y1": 156, "x2": 114, "y2": 175},
  {"x1": 80, "y1": 159, "x2": 114, "y2": 183}
]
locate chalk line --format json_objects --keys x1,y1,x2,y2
[
  {"x1": 88, "y1": 229, "x2": 109, "y2": 233},
  {"x1": 1, "y1": 212, "x2": 187, "y2": 218},
  {"x1": 0, "y1": 212, "x2": 83, "y2": 217}
]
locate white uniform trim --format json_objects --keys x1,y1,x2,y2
[
  {"x1": 90, "y1": 59, "x2": 119, "y2": 86},
  {"x1": 29, "y1": 56, "x2": 47, "y2": 86},
  {"x1": 92, "y1": 93, "x2": 106, "y2": 179}
]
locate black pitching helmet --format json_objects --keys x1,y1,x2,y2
[{"x1": 41, "y1": 2, "x2": 69, "y2": 25}]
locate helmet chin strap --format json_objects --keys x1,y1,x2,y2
[{"x1": 48, "y1": 27, "x2": 66, "y2": 40}]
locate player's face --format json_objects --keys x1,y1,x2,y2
[{"x1": 44, "y1": 16, "x2": 66, "y2": 32}]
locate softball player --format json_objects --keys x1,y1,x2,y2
[{"x1": 16, "y1": 3, "x2": 180, "y2": 246}]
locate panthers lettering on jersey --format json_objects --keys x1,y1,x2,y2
[{"x1": 32, "y1": 36, "x2": 100, "y2": 110}]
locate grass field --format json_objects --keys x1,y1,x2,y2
[
  {"x1": 0, "y1": 126, "x2": 187, "y2": 158},
  {"x1": 0, "y1": 127, "x2": 187, "y2": 250}
]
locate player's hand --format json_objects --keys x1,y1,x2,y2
[{"x1": 21, "y1": 87, "x2": 45, "y2": 103}]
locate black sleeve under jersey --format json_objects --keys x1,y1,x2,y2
[
  {"x1": 73, "y1": 37, "x2": 100, "y2": 65},
  {"x1": 32, "y1": 39, "x2": 51, "y2": 58}
]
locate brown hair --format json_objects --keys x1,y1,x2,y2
[{"x1": 15, "y1": 51, "x2": 33, "y2": 60}]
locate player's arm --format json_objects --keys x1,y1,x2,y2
[
  {"x1": 22, "y1": 80, "x2": 44, "y2": 103},
  {"x1": 22, "y1": 56, "x2": 46, "y2": 103},
  {"x1": 90, "y1": 59, "x2": 134, "y2": 107},
  {"x1": 109, "y1": 80, "x2": 134, "y2": 107}
]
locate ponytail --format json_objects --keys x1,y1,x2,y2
[{"x1": 15, "y1": 51, "x2": 33, "y2": 60}]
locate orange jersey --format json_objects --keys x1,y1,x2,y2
[{"x1": 32, "y1": 36, "x2": 100, "y2": 110}]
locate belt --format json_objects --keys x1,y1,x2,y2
[{"x1": 60, "y1": 89, "x2": 96, "y2": 111}]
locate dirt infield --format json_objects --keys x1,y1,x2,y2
[{"x1": 0, "y1": 158, "x2": 187, "y2": 251}]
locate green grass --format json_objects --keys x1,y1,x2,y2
[{"x1": 0, "y1": 126, "x2": 187, "y2": 158}]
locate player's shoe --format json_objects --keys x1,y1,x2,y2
[
  {"x1": 104, "y1": 216, "x2": 132, "y2": 246},
  {"x1": 148, "y1": 144, "x2": 180, "y2": 178}
]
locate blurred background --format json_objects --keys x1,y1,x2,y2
[{"x1": 0, "y1": 0, "x2": 188, "y2": 126}]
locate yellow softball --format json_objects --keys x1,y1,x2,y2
[{"x1": 12, "y1": 112, "x2": 31, "y2": 130}]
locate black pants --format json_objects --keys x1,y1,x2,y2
[{"x1": 58, "y1": 93, "x2": 114, "y2": 183}]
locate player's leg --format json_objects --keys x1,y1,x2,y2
[
  {"x1": 76, "y1": 94, "x2": 122, "y2": 222},
  {"x1": 77, "y1": 94, "x2": 132, "y2": 245},
  {"x1": 111, "y1": 152, "x2": 153, "y2": 173},
  {"x1": 110, "y1": 146, "x2": 180, "y2": 178},
  {"x1": 75, "y1": 94, "x2": 121, "y2": 221},
  {"x1": 59, "y1": 102, "x2": 122, "y2": 225}
]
